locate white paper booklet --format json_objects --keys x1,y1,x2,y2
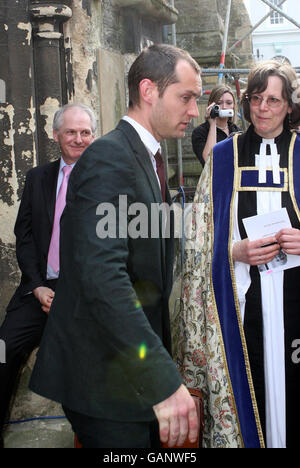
[{"x1": 242, "y1": 208, "x2": 300, "y2": 275}]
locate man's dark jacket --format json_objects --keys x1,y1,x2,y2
[
  {"x1": 29, "y1": 120, "x2": 182, "y2": 421},
  {"x1": 7, "y1": 160, "x2": 60, "y2": 312}
]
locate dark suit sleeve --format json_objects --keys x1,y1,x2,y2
[
  {"x1": 192, "y1": 123, "x2": 210, "y2": 167},
  {"x1": 14, "y1": 170, "x2": 45, "y2": 295},
  {"x1": 62, "y1": 137, "x2": 182, "y2": 406}
]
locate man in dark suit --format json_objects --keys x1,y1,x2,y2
[
  {"x1": 0, "y1": 103, "x2": 96, "y2": 446},
  {"x1": 29, "y1": 44, "x2": 202, "y2": 448}
]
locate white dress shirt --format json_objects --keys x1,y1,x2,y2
[{"x1": 122, "y1": 115, "x2": 162, "y2": 189}]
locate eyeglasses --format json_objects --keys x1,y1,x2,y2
[{"x1": 248, "y1": 94, "x2": 284, "y2": 109}]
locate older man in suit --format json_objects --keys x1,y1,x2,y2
[
  {"x1": 0, "y1": 103, "x2": 96, "y2": 446},
  {"x1": 29, "y1": 44, "x2": 202, "y2": 448}
]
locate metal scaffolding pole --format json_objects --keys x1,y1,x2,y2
[
  {"x1": 218, "y1": 0, "x2": 232, "y2": 83},
  {"x1": 202, "y1": 68, "x2": 300, "y2": 75},
  {"x1": 228, "y1": 0, "x2": 287, "y2": 54},
  {"x1": 260, "y1": 0, "x2": 300, "y2": 30},
  {"x1": 203, "y1": 68, "x2": 250, "y2": 74},
  {"x1": 170, "y1": 0, "x2": 183, "y2": 189}
]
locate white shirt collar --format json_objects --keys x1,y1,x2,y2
[
  {"x1": 59, "y1": 157, "x2": 76, "y2": 171},
  {"x1": 122, "y1": 115, "x2": 161, "y2": 156}
]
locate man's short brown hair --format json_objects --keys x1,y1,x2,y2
[{"x1": 128, "y1": 44, "x2": 201, "y2": 109}]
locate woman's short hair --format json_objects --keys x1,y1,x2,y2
[
  {"x1": 128, "y1": 43, "x2": 201, "y2": 109},
  {"x1": 241, "y1": 60, "x2": 300, "y2": 129},
  {"x1": 207, "y1": 84, "x2": 237, "y2": 122},
  {"x1": 53, "y1": 103, "x2": 97, "y2": 135}
]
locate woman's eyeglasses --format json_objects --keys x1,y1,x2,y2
[{"x1": 248, "y1": 94, "x2": 283, "y2": 108}]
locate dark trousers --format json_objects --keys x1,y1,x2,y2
[
  {"x1": 0, "y1": 283, "x2": 56, "y2": 434},
  {"x1": 63, "y1": 406, "x2": 160, "y2": 449}
]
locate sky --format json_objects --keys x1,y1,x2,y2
[{"x1": 243, "y1": 0, "x2": 251, "y2": 15}]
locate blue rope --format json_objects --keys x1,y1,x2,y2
[
  {"x1": 5, "y1": 415, "x2": 66, "y2": 425},
  {"x1": 172, "y1": 185, "x2": 185, "y2": 208}
]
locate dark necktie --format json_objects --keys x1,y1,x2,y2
[{"x1": 154, "y1": 151, "x2": 166, "y2": 202}]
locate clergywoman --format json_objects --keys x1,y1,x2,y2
[{"x1": 176, "y1": 61, "x2": 300, "y2": 448}]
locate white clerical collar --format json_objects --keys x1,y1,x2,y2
[
  {"x1": 122, "y1": 115, "x2": 161, "y2": 156},
  {"x1": 255, "y1": 139, "x2": 280, "y2": 185}
]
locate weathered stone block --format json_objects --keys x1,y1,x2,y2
[
  {"x1": 98, "y1": 47, "x2": 126, "y2": 135},
  {"x1": 0, "y1": 243, "x2": 19, "y2": 324},
  {"x1": 3, "y1": 349, "x2": 74, "y2": 448}
]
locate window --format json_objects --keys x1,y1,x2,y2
[{"x1": 270, "y1": 0, "x2": 284, "y2": 25}]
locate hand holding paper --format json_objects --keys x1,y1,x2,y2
[
  {"x1": 276, "y1": 228, "x2": 300, "y2": 256},
  {"x1": 241, "y1": 208, "x2": 300, "y2": 274},
  {"x1": 232, "y1": 236, "x2": 279, "y2": 266}
]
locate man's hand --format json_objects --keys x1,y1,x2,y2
[
  {"x1": 153, "y1": 384, "x2": 199, "y2": 447},
  {"x1": 33, "y1": 286, "x2": 55, "y2": 314},
  {"x1": 232, "y1": 236, "x2": 280, "y2": 266}
]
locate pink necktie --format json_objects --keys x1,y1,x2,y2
[{"x1": 47, "y1": 165, "x2": 72, "y2": 273}]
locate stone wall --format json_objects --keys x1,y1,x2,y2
[
  {"x1": 0, "y1": 1, "x2": 37, "y2": 322},
  {"x1": 174, "y1": 0, "x2": 252, "y2": 67}
]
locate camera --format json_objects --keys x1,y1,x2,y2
[{"x1": 210, "y1": 105, "x2": 234, "y2": 119}]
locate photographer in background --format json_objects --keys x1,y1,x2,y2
[{"x1": 192, "y1": 84, "x2": 240, "y2": 166}]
